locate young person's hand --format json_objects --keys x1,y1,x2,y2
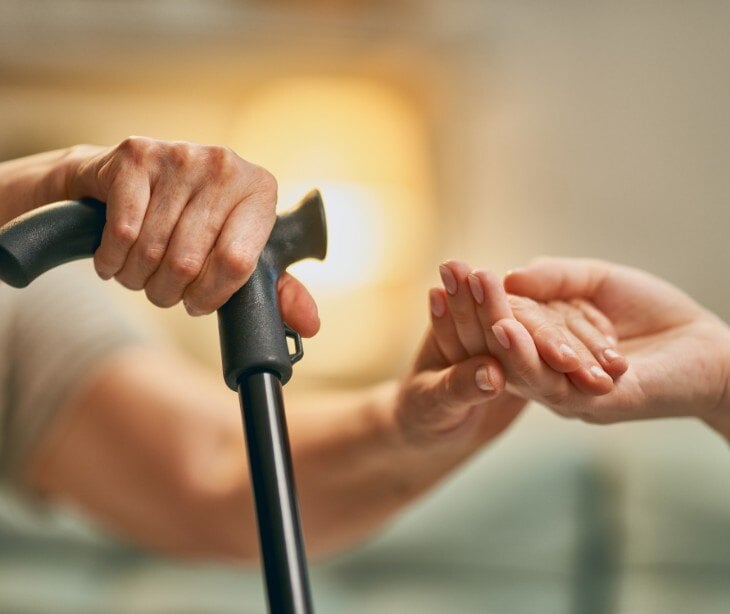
[{"x1": 502, "y1": 258, "x2": 730, "y2": 433}]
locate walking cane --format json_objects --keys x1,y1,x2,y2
[{"x1": 0, "y1": 190, "x2": 327, "y2": 614}]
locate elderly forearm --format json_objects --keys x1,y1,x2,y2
[
  {"x1": 0, "y1": 146, "x2": 90, "y2": 223},
  {"x1": 26, "y1": 347, "x2": 501, "y2": 561},
  {"x1": 287, "y1": 382, "x2": 495, "y2": 557}
]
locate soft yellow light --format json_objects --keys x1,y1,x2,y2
[
  {"x1": 228, "y1": 77, "x2": 434, "y2": 288},
  {"x1": 228, "y1": 77, "x2": 436, "y2": 381},
  {"x1": 282, "y1": 181, "x2": 386, "y2": 291}
]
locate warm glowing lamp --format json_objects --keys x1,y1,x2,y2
[{"x1": 228, "y1": 77, "x2": 436, "y2": 382}]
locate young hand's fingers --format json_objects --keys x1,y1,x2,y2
[
  {"x1": 277, "y1": 273, "x2": 320, "y2": 338},
  {"x1": 568, "y1": 298, "x2": 618, "y2": 344},
  {"x1": 93, "y1": 171, "x2": 150, "y2": 280},
  {"x1": 551, "y1": 302, "x2": 628, "y2": 379},
  {"x1": 487, "y1": 318, "x2": 578, "y2": 404},
  {"x1": 507, "y1": 295, "x2": 582, "y2": 373},
  {"x1": 113, "y1": 175, "x2": 191, "y2": 290},
  {"x1": 428, "y1": 287, "x2": 470, "y2": 365},
  {"x1": 439, "y1": 261, "x2": 490, "y2": 357},
  {"x1": 473, "y1": 270, "x2": 613, "y2": 396}
]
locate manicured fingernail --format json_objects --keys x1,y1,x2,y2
[
  {"x1": 492, "y1": 324, "x2": 510, "y2": 349},
  {"x1": 467, "y1": 274, "x2": 485, "y2": 304},
  {"x1": 603, "y1": 348, "x2": 622, "y2": 362},
  {"x1": 606, "y1": 335, "x2": 618, "y2": 347},
  {"x1": 590, "y1": 365, "x2": 611, "y2": 380},
  {"x1": 475, "y1": 366, "x2": 494, "y2": 392},
  {"x1": 429, "y1": 289, "x2": 446, "y2": 318},
  {"x1": 439, "y1": 264, "x2": 458, "y2": 295},
  {"x1": 559, "y1": 343, "x2": 579, "y2": 360}
]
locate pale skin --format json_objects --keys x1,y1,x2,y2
[
  {"x1": 0, "y1": 138, "x2": 627, "y2": 560},
  {"x1": 438, "y1": 257, "x2": 730, "y2": 440}
]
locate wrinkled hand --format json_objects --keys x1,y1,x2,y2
[
  {"x1": 65, "y1": 137, "x2": 318, "y2": 335},
  {"x1": 504, "y1": 257, "x2": 730, "y2": 426}
]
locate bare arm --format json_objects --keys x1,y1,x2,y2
[
  {"x1": 23, "y1": 346, "x2": 517, "y2": 561},
  {"x1": 0, "y1": 147, "x2": 79, "y2": 224}
]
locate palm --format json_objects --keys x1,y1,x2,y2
[
  {"x1": 588, "y1": 269, "x2": 724, "y2": 421},
  {"x1": 411, "y1": 330, "x2": 526, "y2": 442},
  {"x1": 507, "y1": 260, "x2": 729, "y2": 424}
]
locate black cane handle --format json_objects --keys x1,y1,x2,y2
[{"x1": 0, "y1": 190, "x2": 328, "y2": 386}]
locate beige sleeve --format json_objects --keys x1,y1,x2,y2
[{"x1": 0, "y1": 265, "x2": 154, "y2": 482}]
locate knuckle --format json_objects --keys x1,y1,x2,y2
[
  {"x1": 511, "y1": 360, "x2": 535, "y2": 386},
  {"x1": 531, "y1": 321, "x2": 556, "y2": 341},
  {"x1": 167, "y1": 255, "x2": 203, "y2": 281},
  {"x1": 249, "y1": 165, "x2": 278, "y2": 199},
  {"x1": 541, "y1": 386, "x2": 569, "y2": 407},
  {"x1": 108, "y1": 221, "x2": 139, "y2": 247},
  {"x1": 118, "y1": 135, "x2": 152, "y2": 164},
  {"x1": 450, "y1": 309, "x2": 474, "y2": 327},
  {"x1": 167, "y1": 142, "x2": 193, "y2": 169},
  {"x1": 218, "y1": 246, "x2": 257, "y2": 278},
  {"x1": 139, "y1": 243, "x2": 166, "y2": 268}
]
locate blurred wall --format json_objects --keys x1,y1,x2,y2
[{"x1": 0, "y1": 0, "x2": 728, "y2": 387}]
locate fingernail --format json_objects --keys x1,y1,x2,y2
[
  {"x1": 606, "y1": 335, "x2": 618, "y2": 347},
  {"x1": 184, "y1": 302, "x2": 204, "y2": 317},
  {"x1": 467, "y1": 274, "x2": 485, "y2": 304},
  {"x1": 590, "y1": 365, "x2": 611, "y2": 380},
  {"x1": 559, "y1": 343, "x2": 579, "y2": 360},
  {"x1": 505, "y1": 267, "x2": 525, "y2": 278},
  {"x1": 439, "y1": 264, "x2": 458, "y2": 296},
  {"x1": 492, "y1": 324, "x2": 511, "y2": 350},
  {"x1": 603, "y1": 348, "x2": 622, "y2": 362},
  {"x1": 429, "y1": 289, "x2": 446, "y2": 318},
  {"x1": 475, "y1": 366, "x2": 494, "y2": 392}
]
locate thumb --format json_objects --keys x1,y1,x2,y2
[
  {"x1": 399, "y1": 355, "x2": 506, "y2": 441},
  {"x1": 277, "y1": 272, "x2": 320, "y2": 338},
  {"x1": 504, "y1": 257, "x2": 612, "y2": 302}
]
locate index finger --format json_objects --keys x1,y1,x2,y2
[{"x1": 94, "y1": 171, "x2": 150, "y2": 279}]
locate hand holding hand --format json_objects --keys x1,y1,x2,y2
[
  {"x1": 504, "y1": 257, "x2": 730, "y2": 429},
  {"x1": 392, "y1": 260, "x2": 626, "y2": 450}
]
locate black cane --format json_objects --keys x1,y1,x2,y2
[{"x1": 0, "y1": 191, "x2": 327, "y2": 614}]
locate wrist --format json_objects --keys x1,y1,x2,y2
[
  {"x1": 369, "y1": 380, "x2": 470, "y2": 500},
  {"x1": 703, "y1": 319, "x2": 730, "y2": 441}
]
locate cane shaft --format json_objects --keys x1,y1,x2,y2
[{"x1": 238, "y1": 371, "x2": 313, "y2": 614}]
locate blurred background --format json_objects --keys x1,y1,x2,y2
[{"x1": 1, "y1": 1, "x2": 729, "y2": 613}]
